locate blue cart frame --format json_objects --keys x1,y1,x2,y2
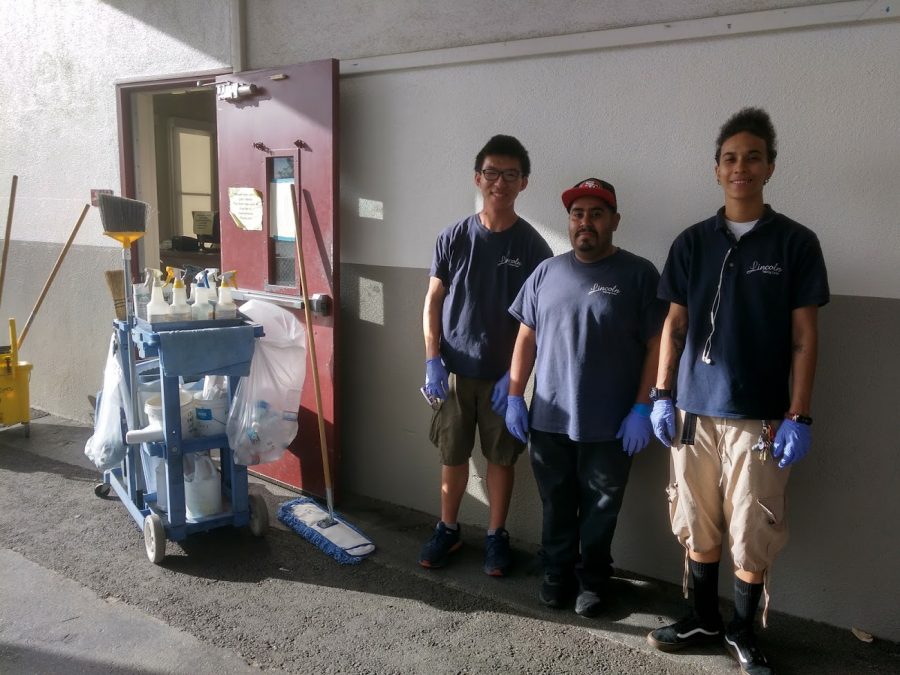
[{"x1": 97, "y1": 317, "x2": 266, "y2": 563}]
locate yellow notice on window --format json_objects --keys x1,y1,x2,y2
[{"x1": 228, "y1": 187, "x2": 263, "y2": 231}]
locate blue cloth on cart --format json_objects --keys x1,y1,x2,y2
[{"x1": 157, "y1": 326, "x2": 257, "y2": 377}]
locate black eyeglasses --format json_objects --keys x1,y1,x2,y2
[{"x1": 479, "y1": 168, "x2": 523, "y2": 183}]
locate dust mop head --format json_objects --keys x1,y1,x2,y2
[
  {"x1": 98, "y1": 193, "x2": 147, "y2": 247},
  {"x1": 277, "y1": 498, "x2": 375, "y2": 565}
]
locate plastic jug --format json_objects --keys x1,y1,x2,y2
[{"x1": 184, "y1": 454, "x2": 222, "y2": 519}]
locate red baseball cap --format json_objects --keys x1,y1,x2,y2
[{"x1": 561, "y1": 178, "x2": 617, "y2": 212}]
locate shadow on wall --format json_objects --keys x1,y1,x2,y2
[{"x1": 338, "y1": 263, "x2": 543, "y2": 531}]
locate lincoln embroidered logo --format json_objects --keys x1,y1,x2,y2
[
  {"x1": 498, "y1": 256, "x2": 522, "y2": 268},
  {"x1": 746, "y1": 260, "x2": 783, "y2": 276},
  {"x1": 589, "y1": 283, "x2": 620, "y2": 296}
]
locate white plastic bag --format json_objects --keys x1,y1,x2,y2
[
  {"x1": 227, "y1": 300, "x2": 306, "y2": 465},
  {"x1": 85, "y1": 335, "x2": 127, "y2": 470}
]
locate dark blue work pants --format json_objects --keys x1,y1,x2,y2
[{"x1": 529, "y1": 430, "x2": 633, "y2": 591}]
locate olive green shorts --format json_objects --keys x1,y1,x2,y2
[
  {"x1": 667, "y1": 410, "x2": 791, "y2": 573},
  {"x1": 429, "y1": 373, "x2": 525, "y2": 466}
]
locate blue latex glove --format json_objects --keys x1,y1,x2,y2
[
  {"x1": 505, "y1": 395, "x2": 529, "y2": 444},
  {"x1": 616, "y1": 404, "x2": 653, "y2": 456},
  {"x1": 424, "y1": 357, "x2": 449, "y2": 400},
  {"x1": 490, "y1": 371, "x2": 511, "y2": 416},
  {"x1": 772, "y1": 419, "x2": 812, "y2": 468},
  {"x1": 651, "y1": 399, "x2": 676, "y2": 447}
]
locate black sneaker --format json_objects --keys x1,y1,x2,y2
[
  {"x1": 647, "y1": 613, "x2": 724, "y2": 652},
  {"x1": 539, "y1": 573, "x2": 576, "y2": 608},
  {"x1": 483, "y1": 528, "x2": 512, "y2": 577},
  {"x1": 724, "y1": 628, "x2": 775, "y2": 675},
  {"x1": 574, "y1": 588, "x2": 603, "y2": 618},
  {"x1": 418, "y1": 522, "x2": 462, "y2": 569}
]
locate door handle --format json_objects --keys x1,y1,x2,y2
[{"x1": 231, "y1": 289, "x2": 332, "y2": 316}]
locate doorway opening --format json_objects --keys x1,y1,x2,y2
[{"x1": 117, "y1": 71, "x2": 227, "y2": 282}]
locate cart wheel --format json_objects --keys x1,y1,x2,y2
[
  {"x1": 22, "y1": 423, "x2": 29, "y2": 438},
  {"x1": 143, "y1": 513, "x2": 166, "y2": 563},
  {"x1": 94, "y1": 482, "x2": 111, "y2": 498},
  {"x1": 248, "y1": 493, "x2": 269, "y2": 537}
]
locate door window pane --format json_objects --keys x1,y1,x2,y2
[{"x1": 268, "y1": 156, "x2": 296, "y2": 286}]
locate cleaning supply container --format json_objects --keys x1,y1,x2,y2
[
  {"x1": 144, "y1": 390, "x2": 194, "y2": 437},
  {"x1": 184, "y1": 453, "x2": 223, "y2": 519},
  {"x1": 0, "y1": 319, "x2": 32, "y2": 436},
  {"x1": 193, "y1": 392, "x2": 228, "y2": 436}
]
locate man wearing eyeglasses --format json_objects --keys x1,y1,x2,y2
[
  {"x1": 505, "y1": 179, "x2": 665, "y2": 616},
  {"x1": 420, "y1": 135, "x2": 552, "y2": 576}
]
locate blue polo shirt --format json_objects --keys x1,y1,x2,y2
[
  {"x1": 510, "y1": 249, "x2": 666, "y2": 442},
  {"x1": 658, "y1": 206, "x2": 830, "y2": 420},
  {"x1": 431, "y1": 214, "x2": 552, "y2": 380}
]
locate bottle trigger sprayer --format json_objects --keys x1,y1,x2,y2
[
  {"x1": 215, "y1": 270, "x2": 238, "y2": 320},
  {"x1": 191, "y1": 270, "x2": 214, "y2": 320},
  {"x1": 168, "y1": 267, "x2": 191, "y2": 322},
  {"x1": 205, "y1": 268, "x2": 219, "y2": 296}
]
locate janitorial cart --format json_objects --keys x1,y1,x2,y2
[{"x1": 95, "y1": 316, "x2": 267, "y2": 563}]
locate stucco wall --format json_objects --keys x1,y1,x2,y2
[
  {"x1": 336, "y1": 19, "x2": 900, "y2": 640},
  {"x1": 1, "y1": 0, "x2": 898, "y2": 641}
]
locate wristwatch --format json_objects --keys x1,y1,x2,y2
[
  {"x1": 786, "y1": 412, "x2": 813, "y2": 425},
  {"x1": 649, "y1": 387, "x2": 672, "y2": 402}
]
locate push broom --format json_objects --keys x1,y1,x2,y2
[{"x1": 276, "y1": 183, "x2": 374, "y2": 564}]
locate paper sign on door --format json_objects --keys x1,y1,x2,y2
[{"x1": 228, "y1": 187, "x2": 263, "y2": 231}]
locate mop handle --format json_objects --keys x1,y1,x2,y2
[
  {"x1": 289, "y1": 184, "x2": 334, "y2": 516},
  {"x1": 0, "y1": 175, "x2": 18, "y2": 307},
  {"x1": 18, "y1": 204, "x2": 90, "y2": 350},
  {"x1": 122, "y1": 246, "x2": 141, "y2": 433}
]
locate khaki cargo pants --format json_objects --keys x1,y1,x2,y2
[{"x1": 667, "y1": 410, "x2": 791, "y2": 574}]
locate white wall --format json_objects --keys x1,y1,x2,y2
[
  {"x1": 0, "y1": 0, "x2": 230, "y2": 248},
  {"x1": 340, "y1": 20, "x2": 900, "y2": 299}
]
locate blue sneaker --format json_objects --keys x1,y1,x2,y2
[
  {"x1": 483, "y1": 527, "x2": 512, "y2": 576},
  {"x1": 418, "y1": 522, "x2": 462, "y2": 569}
]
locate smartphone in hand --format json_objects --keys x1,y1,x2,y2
[{"x1": 420, "y1": 386, "x2": 443, "y2": 411}]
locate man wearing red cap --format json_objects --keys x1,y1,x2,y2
[{"x1": 505, "y1": 179, "x2": 666, "y2": 616}]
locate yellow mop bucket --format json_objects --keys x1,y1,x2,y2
[{"x1": 0, "y1": 319, "x2": 32, "y2": 434}]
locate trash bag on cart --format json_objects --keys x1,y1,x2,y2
[
  {"x1": 85, "y1": 334, "x2": 128, "y2": 470},
  {"x1": 227, "y1": 300, "x2": 306, "y2": 465}
]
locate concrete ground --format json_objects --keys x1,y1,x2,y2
[{"x1": 0, "y1": 414, "x2": 897, "y2": 675}]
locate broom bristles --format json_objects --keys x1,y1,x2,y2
[
  {"x1": 104, "y1": 270, "x2": 126, "y2": 321},
  {"x1": 98, "y1": 194, "x2": 148, "y2": 233}
]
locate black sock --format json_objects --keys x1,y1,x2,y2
[
  {"x1": 689, "y1": 559, "x2": 721, "y2": 625},
  {"x1": 731, "y1": 577, "x2": 763, "y2": 632}
]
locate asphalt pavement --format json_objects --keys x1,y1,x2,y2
[{"x1": 0, "y1": 414, "x2": 896, "y2": 674}]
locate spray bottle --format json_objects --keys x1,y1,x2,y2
[
  {"x1": 146, "y1": 274, "x2": 171, "y2": 323},
  {"x1": 191, "y1": 270, "x2": 214, "y2": 320},
  {"x1": 133, "y1": 269, "x2": 153, "y2": 321},
  {"x1": 148, "y1": 268, "x2": 171, "y2": 304},
  {"x1": 215, "y1": 270, "x2": 238, "y2": 320},
  {"x1": 168, "y1": 267, "x2": 191, "y2": 322}
]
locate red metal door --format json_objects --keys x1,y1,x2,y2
[{"x1": 215, "y1": 60, "x2": 339, "y2": 498}]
